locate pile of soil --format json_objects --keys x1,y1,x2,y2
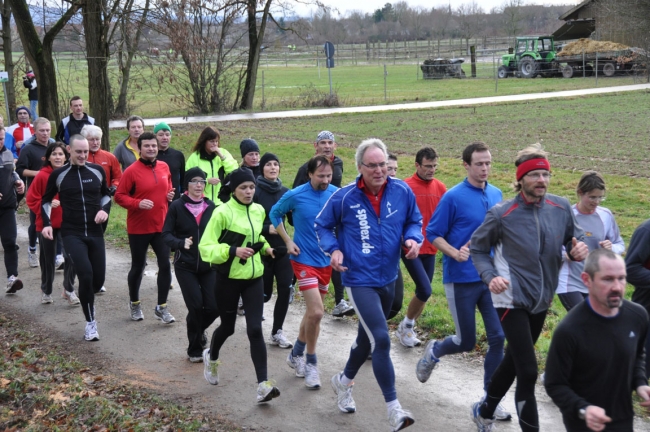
[{"x1": 558, "y1": 38, "x2": 629, "y2": 56}]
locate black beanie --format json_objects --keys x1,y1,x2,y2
[
  {"x1": 184, "y1": 167, "x2": 207, "y2": 190},
  {"x1": 259, "y1": 152, "x2": 279, "y2": 169},
  {"x1": 240, "y1": 138, "x2": 260, "y2": 158},
  {"x1": 228, "y1": 167, "x2": 256, "y2": 191}
]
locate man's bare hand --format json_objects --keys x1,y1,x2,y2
[
  {"x1": 403, "y1": 239, "x2": 420, "y2": 259},
  {"x1": 330, "y1": 250, "x2": 348, "y2": 272},
  {"x1": 488, "y1": 276, "x2": 510, "y2": 294}
]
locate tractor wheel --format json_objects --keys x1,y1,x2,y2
[
  {"x1": 519, "y1": 57, "x2": 538, "y2": 78},
  {"x1": 561, "y1": 65, "x2": 574, "y2": 78},
  {"x1": 602, "y1": 62, "x2": 616, "y2": 77},
  {"x1": 497, "y1": 66, "x2": 509, "y2": 79},
  {"x1": 584, "y1": 64, "x2": 594, "y2": 77}
]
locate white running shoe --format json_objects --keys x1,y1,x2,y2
[
  {"x1": 41, "y1": 293, "x2": 53, "y2": 304},
  {"x1": 237, "y1": 296, "x2": 245, "y2": 315},
  {"x1": 396, "y1": 321, "x2": 421, "y2": 347},
  {"x1": 55, "y1": 254, "x2": 65, "y2": 270},
  {"x1": 415, "y1": 340, "x2": 439, "y2": 383},
  {"x1": 388, "y1": 406, "x2": 415, "y2": 431},
  {"x1": 270, "y1": 329, "x2": 293, "y2": 349},
  {"x1": 28, "y1": 251, "x2": 39, "y2": 268},
  {"x1": 332, "y1": 299, "x2": 355, "y2": 317},
  {"x1": 480, "y1": 396, "x2": 512, "y2": 422},
  {"x1": 304, "y1": 363, "x2": 321, "y2": 389},
  {"x1": 188, "y1": 355, "x2": 203, "y2": 363},
  {"x1": 331, "y1": 372, "x2": 356, "y2": 413},
  {"x1": 154, "y1": 305, "x2": 176, "y2": 324},
  {"x1": 203, "y1": 349, "x2": 220, "y2": 385},
  {"x1": 471, "y1": 401, "x2": 496, "y2": 432},
  {"x1": 84, "y1": 321, "x2": 99, "y2": 341},
  {"x1": 98, "y1": 286, "x2": 106, "y2": 294},
  {"x1": 130, "y1": 302, "x2": 144, "y2": 321},
  {"x1": 286, "y1": 352, "x2": 306, "y2": 377},
  {"x1": 62, "y1": 290, "x2": 80, "y2": 306},
  {"x1": 256, "y1": 380, "x2": 281, "y2": 403},
  {"x1": 5, "y1": 276, "x2": 23, "y2": 294}
]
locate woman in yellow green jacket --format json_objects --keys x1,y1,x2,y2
[
  {"x1": 185, "y1": 126, "x2": 239, "y2": 204},
  {"x1": 198, "y1": 168, "x2": 281, "y2": 404}
]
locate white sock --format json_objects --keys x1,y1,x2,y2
[
  {"x1": 340, "y1": 373, "x2": 353, "y2": 386},
  {"x1": 386, "y1": 399, "x2": 401, "y2": 416},
  {"x1": 404, "y1": 317, "x2": 415, "y2": 327}
]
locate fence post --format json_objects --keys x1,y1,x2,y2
[
  {"x1": 470, "y1": 45, "x2": 476, "y2": 78},
  {"x1": 261, "y1": 70, "x2": 265, "y2": 110},
  {"x1": 595, "y1": 51, "x2": 599, "y2": 86},
  {"x1": 582, "y1": 50, "x2": 585, "y2": 78},
  {"x1": 384, "y1": 64, "x2": 387, "y2": 101},
  {"x1": 393, "y1": 40, "x2": 396, "y2": 65}
]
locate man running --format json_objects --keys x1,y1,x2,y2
[
  {"x1": 396, "y1": 147, "x2": 446, "y2": 347},
  {"x1": 315, "y1": 138, "x2": 422, "y2": 431},
  {"x1": 56, "y1": 96, "x2": 95, "y2": 144},
  {"x1": 293, "y1": 131, "x2": 353, "y2": 318},
  {"x1": 41, "y1": 135, "x2": 111, "y2": 341},
  {"x1": 115, "y1": 132, "x2": 176, "y2": 324},
  {"x1": 270, "y1": 155, "x2": 337, "y2": 389},
  {"x1": 0, "y1": 125, "x2": 25, "y2": 294},
  {"x1": 470, "y1": 143, "x2": 588, "y2": 432},
  {"x1": 416, "y1": 142, "x2": 509, "y2": 420}
]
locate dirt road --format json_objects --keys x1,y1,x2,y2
[{"x1": 4, "y1": 216, "x2": 648, "y2": 431}]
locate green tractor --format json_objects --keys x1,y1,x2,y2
[{"x1": 498, "y1": 36, "x2": 560, "y2": 78}]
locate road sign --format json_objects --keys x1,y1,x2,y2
[
  {"x1": 324, "y1": 41, "x2": 335, "y2": 69},
  {"x1": 0, "y1": 71, "x2": 8, "y2": 83}
]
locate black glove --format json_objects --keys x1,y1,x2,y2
[
  {"x1": 108, "y1": 185, "x2": 117, "y2": 196},
  {"x1": 273, "y1": 246, "x2": 287, "y2": 259},
  {"x1": 239, "y1": 242, "x2": 266, "y2": 264}
]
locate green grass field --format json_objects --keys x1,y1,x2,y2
[{"x1": 102, "y1": 89, "x2": 650, "y2": 368}]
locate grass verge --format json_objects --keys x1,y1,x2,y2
[{"x1": 0, "y1": 312, "x2": 239, "y2": 431}]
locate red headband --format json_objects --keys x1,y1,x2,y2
[{"x1": 516, "y1": 158, "x2": 550, "y2": 180}]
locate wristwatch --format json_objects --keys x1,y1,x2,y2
[{"x1": 578, "y1": 407, "x2": 587, "y2": 420}]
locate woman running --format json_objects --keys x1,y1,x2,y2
[
  {"x1": 185, "y1": 126, "x2": 238, "y2": 204},
  {"x1": 162, "y1": 167, "x2": 219, "y2": 362},
  {"x1": 26, "y1": 142, "x2": 78, "y2": 305},
  {"x1": 198, "y1": 168, "x2": 280, "y2": 403},
  {"x1": 557, "y1": 171, "x2": 625, "y2": 311},
  {"x1": 253, "y1": 153, "x2": 293, "y2": 348}
]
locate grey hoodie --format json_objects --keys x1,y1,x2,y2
[{"x1": 470, "y1": 192, "x2": 584, "y2": 314}]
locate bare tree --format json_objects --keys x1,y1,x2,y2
[
  {"x1": 7, "y1": 0, "x2": 81, "y2": 124},
  {"x1": 501, "y1": 0, "x2": 524, "y2": 46},
  {"x1": 455, "y1": 1, "x2": 485, "y2": 54},
  {"x1": 0, "y1": 0, "x2": 16, "y2": 121}
]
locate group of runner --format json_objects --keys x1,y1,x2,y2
[{"x1": 2, "y1": 100, "x2": 649, "y2": 431}]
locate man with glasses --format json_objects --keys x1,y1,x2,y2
[
  {"x1": 395, "y1": 147, "x2": 446, "y2": 348},
  {"x1": 315, "y1": 138, "x2": 422, "y2": 431},
  {"x1": 416, "y1": 142, "x2": 509, "y2": 420},
  {"x1": 56, "y1": 96, "x2": 95, "y2": 144},
  {"x1": 469, "y1": 143, "x2": 587, "y2": 432}
]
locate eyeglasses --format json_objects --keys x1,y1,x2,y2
[
  {"x1": 586, "y1": 195, "x2": 606, "y2": 202},
  {"x1": 188, "y1": 180, "x2": 207, "y2": 185},
  {"x1": 525, "y1": 172, "x2": 552, "y2": 180},
  {"x1": 361, "y1": 161, "x2": 387, "y2": 170}
]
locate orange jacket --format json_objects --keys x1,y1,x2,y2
[
  {"x1": 88, "y1": 149, "x2": 122, "y2": 188},
  {"x1": 404, "y1": 173, "x2": 446, "y2": 255}
]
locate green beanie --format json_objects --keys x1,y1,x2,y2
[{"x1": 153, "y1": 122, "x2": 172, "y2": 135}]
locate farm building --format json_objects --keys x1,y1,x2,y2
[{"x1": 556, "y1": 0, "x2": 646, "y2": 46}]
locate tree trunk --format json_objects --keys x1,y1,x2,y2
[
  {"x1": 7, "y1": 0, "x2": 80, "y2": 125},
  {"x1": 0, "y1": 1, "x2": 16, "y2": 122},
  {"x1": 82, "y1": 0, "x2": 112, "y2": 150},
  {"x1": 239, "y1": 0, "x2": 271, "y2": 111}
]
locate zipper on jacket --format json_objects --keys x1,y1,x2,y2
[
  {"x1": 533, "y1": 205, "x2": 545, "y2": 312},
  {"x1": 77, "y1": 168, "x2": 88, "y2": 237},
  {"x1": 246, "y1": 204, "x2": 255, "y2": 279},
  {"x1": 151, "y1": 166, "x2": 158, "y2": 184}
]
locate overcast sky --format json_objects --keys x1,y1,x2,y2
[{"x1": 292, "y1": 0, "x2": 581, "y2": 17}]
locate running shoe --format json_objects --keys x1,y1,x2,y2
[
  {"x1": 304, "y1": 363, "x2": 321, "y2": 389},
  {"x1": 85, "y1": 320, "x2": 99, "y2": 341},
  {"x1": 480, "y1": 396, "x2": 512, "y2": 422},
  {"x1": 130, "y1": 302, "x2": 144, "y2": 321},
  {"x1": 188, "y1": 354, "x2": 203, "y2": 363},
  {"x1": 41, "y1": 293, "x2": 53, "y2": 304},
  {"x1": 415, "y1": 340, "x2": 439, "y2": 383},
  {"x1": 471, "y1": 401, "x2": 496, "y2": 432},
  {"x1": 5, "y1": 275, "x2": 23, "y2": 294},
  {"x1": 62, "y1": 289, "x2": 80, "y2": 306},
  {"x1": 201, "y1": 331, "x2": 208, "y2": 349},
  {"x1": 55, "y1": 254, "x2": 65, "y2": 270},
  {"x1": 288, "y1": 284, "x2": 295, "y2": 305},
  {"x1": 331, "y1": 372, "x2": 356, "y2": 413},
  {"x1": 256, "y1": 380, "x2": 281, "y2": 403},
  {"x1": 388, "y1": 406, "x2": 415, "y2": 431},
  {"x1": 332, "y1": 299, "x2": 355, "y2": 317},
  {"x1": 98, "y1": 286, "x2": 106, "y2": 294},
  {"x1": 396, "y1": 321, "x2": 421, "y2": 347},
  {"x1": 154, "y1": 305, "x2": 176, "y2": 324},
  {"x1": 237, "y1": 297, "x2": 245, "y2": 315},
  {"x1": 203, "y1": 349, "x2": 220, "y2": 385},
  {"x1": 286, "y1": 352, "x2": 306, "y2": 378},
  {"x1": 28, "y1": 251, "x2": 39, "y2": 268},
  {"x1": 270, "y1": 329, "x2": 293, "y2": 349}
]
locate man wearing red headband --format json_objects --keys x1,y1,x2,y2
[{"x1": 468, "y1": 143, "x2": 588, "y2": 432}]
